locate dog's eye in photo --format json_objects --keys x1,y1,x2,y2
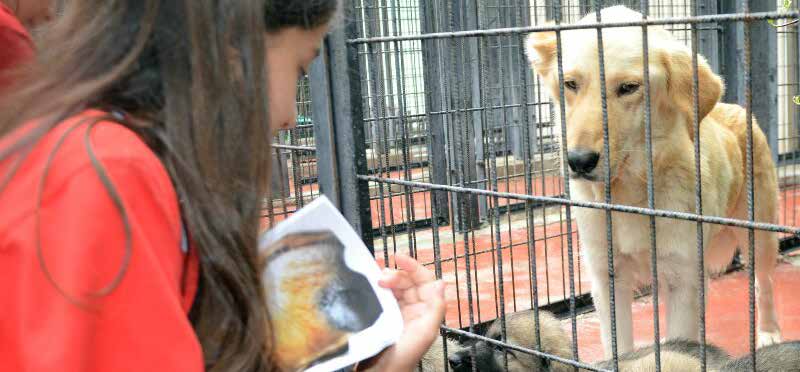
[
  {"x1": 617, "y1": 82, "x2": 640, "y2": 96},
  {"x1": 564, "y1": 80, "x2": 578, "y2": 91}
]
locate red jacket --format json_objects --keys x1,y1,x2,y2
[
  {"x1": 0, "y1": 3, "x2": 34, "y2": 90},
  {"x1": 0, "y1": 110, "x2": 203, "y2": 371}
]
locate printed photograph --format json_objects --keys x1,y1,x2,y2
[{"x1": 261, "y1": 230, "x2": 384, "y2": 372}]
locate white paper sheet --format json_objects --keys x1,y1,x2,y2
[{"x1": 259, "y1": 196, "x2": 403, "y2": 372}]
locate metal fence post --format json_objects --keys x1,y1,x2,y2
[
  {"x1": 420, "y1": 0, "x2": 452, "y2": 226},
  {"x1": 491, "y1": 0, "x2": 534, "y2": 161},
  {"x1": 720, "y1": 0, "x2": 739, "y2": 104},
  {"x1": 364, "y1": 0, "x2": 390, "y2": 162},
  {"x1": 310, "y1": 52, "x2": 339, "y2": 207},
  {"x1": 438, "y1": 0, "x2": 485, "y2": 231},
  {"x1": 698, "y1": 0, "x2": 721, "y2": 74},
  {"x1": 313, "y1": 0, "x2": 375, "y2": 252},
  {"x1": 270, "y1": 134, "x2": 291, "y2": 200},
  {"x1": 721, "y1": 0, "x2": 778, "y2": 162},
  {"x1": 467, "y1": 0, "x2": 490, "y2": 227},
  {"x1": 795, "y1": 11, "x2": 800, "y2": 161}
]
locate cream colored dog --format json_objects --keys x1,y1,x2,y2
[{"x1": 525, "y1": 6, "x2": 781, "y2": 358}]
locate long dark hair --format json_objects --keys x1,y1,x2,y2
[{"x1": 0, "y1": 1, "x2": 338, "y2": 371}]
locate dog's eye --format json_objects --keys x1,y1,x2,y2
[
  {"x1": 618, "y1": 82, "x2": 640, "y2": 96},
  {"x1": 564, "y1": 80, "x2": 578, "y2": 91}
]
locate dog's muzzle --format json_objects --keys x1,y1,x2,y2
[{"x1": 567, "y1": 149, "x2": 600, "y2": 181}]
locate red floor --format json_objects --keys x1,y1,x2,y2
[
  {"x1": 371, "y1": 184, "x2": 800, "y2": 364},
  {"x1": 574, "y1": 260, "x2": 800, "y2": 362},
  {"x1": 376, "y1": 219, "x2": 590, "y2": 324}
]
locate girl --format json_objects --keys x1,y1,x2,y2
[{"x1": 0, "y1": 1, "x2": 444, "y2": 372}]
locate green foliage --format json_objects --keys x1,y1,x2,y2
[{"x1": 769, "y1": 0, "x2": 794, "y2": 27}]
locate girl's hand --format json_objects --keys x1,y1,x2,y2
[{"x1": 361, "y1": 254, "x2": 445, "y2": 372}]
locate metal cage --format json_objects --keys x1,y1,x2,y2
[{"x1": 268, "y1": 0, "x2": 800, "y2": 371}]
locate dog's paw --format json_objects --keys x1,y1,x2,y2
[{"x1": 757, "y1": 330, "x2": 782, "y2": 348}]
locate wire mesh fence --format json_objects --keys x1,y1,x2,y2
[
  {"x1": 776, "y1": 0, "x2": 800, "y2": 250},
  {"x1": 269, "y1": 0, "x2": 800, "y2": 370},
  {"x1": 264, "y1": 76, "x2": 322, "y2": 228}
]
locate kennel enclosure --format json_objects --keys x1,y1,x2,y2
[{"x1": 268, "y1": 0, "x2": 800, "y2": 370}]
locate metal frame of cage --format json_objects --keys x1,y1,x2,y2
[
  {"x1": 267, "y1": 0, "x2": 800, "y2": 371},
  {"x1": 264, "y1": 75, "x2": 322, "y2": 227}
]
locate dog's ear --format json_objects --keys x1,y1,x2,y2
[
  {"x1": 525, "y1": 25, "x2": 557, "y2": 77},
  {"x1": 660, "y1": 46, "x2": 724, "y2": 138}
]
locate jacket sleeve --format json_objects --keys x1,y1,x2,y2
[{"x1": 0, "y1": 156, "x2": 204, "y2": 372}]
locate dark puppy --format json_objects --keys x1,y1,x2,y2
[
  {"x1": 443, "y1": 309, "x2": 731, "y2": 372},
  {"x1": 418, "y1": 335, "x2": 464, "y2": 372},
  {"x1": 446, "y1": 310, "x2": 571, "y2": 372},
  {"x1": 427, "y1": 308, "x2": 799, "y2": 372},
  {"x1": 594, "y1": 339, "x2": 731, "y2": 372},
  {"x1": 720, "y1": 341, "x2": 800, "y2": 372}
]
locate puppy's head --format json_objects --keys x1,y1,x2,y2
[
  {"x1": 447, "y1": 311, "x2": 570, "y2": 372},
  {"x1": 525, "y1": 5, "x2": 723, "y2": 182}
]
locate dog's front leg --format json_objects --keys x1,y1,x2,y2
[
  {"x1": 664, "y1": 266, "x2": 702, "y2": 342},
  {"x1": 586, "y1": 253, "x2": 635, "y2": 358}
]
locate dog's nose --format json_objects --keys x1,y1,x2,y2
[
  {"x1": 567, "y1": 149, "x2": 600, "y2": 174},
  {"x1": 448, "y1": 352, "x2": 467, "y2": 371}
]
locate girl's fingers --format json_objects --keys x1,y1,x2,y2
[
  {"x1": 418, "y1": 280, "x2": 445, "y2": 302},
  {"x1": 393, "y1": 254, "x2": 435, "y2": 285},
  {"x1": 402, "y1": 285, "x2": 420, "y2": 305},
  {"x1": 379, "y1": 256, "x2": 445, "y2": 315},
  {"x1": 422, "y1": 280, "x2": 446, "y2": 316},
  {"x1": 378, "y1": 268, "x2": 415, "y2": 289},
  {"x1": 391, "y1": 288, "x2": 406, "y2": 302},
  {"x1": 395, "y1": 280, "x2": 445, "y2": 313}
]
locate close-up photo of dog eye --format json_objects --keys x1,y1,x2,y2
[{"x1": 261, "y1": 231, "x2": 383, "y2": 372}]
